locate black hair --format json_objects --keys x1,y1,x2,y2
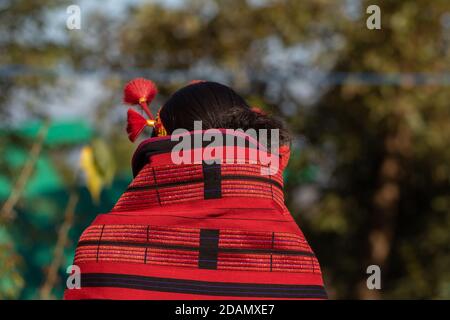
[{"x1": 159, "y1": 81, "x2": 291, "y2": 146}]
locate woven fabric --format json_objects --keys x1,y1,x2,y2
[
  {"x1": 74, "y1": 224, "x2": 321, "y2": 274},
  {"x1": 65, "y1": 131, "x2": 326, "y2": 300},
  {"x1": 112, "y1": 162, "x2": 285, "y2": 211}
]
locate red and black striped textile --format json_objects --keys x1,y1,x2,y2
[{"x1": 65, "y1": 130, "x2": 327, "y2": 300}]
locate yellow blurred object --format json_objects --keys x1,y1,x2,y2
[{"x1": 80, "y1": 146, "x2": 103, "y2": 203}]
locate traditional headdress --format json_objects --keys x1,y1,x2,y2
[{"x1": 123, "y1": 78, "x2": 167, "y2": 142}]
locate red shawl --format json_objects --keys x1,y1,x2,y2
[{"x1": 64, "y1": 130, "x2": 326, "y2": 299}]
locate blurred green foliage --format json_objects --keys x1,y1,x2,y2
[{"x1": 0, "y1": 0, "x2": 449, "y2": 299}]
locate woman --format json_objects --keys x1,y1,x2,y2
[{"x1": 65, "y1": 79, "x2": 327, "y2": 299}]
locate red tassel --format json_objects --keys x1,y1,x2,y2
[
  {"x1": 127, "y1": 108, "x2": 150, "y2": 142},
  {"x1": 123, "y1": 78, "x2": 158, "y2": 119}
]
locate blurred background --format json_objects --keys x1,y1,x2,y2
[{"x1": 0, "y1": 0, "x2": 449, "y2": 300}]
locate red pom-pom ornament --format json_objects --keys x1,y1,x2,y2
[
  {"x1": 123, "y1": 78, "x2": 161, "y2": 142},
  {"x1": 123, "y1": 78, "x2": 158, "y2": 119},
  {"x1": 126, "y1": 108, "x2": 155, "y2": 142}
]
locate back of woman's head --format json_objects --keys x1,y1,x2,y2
[{"x1": 159, "y1": 81, "x2": 291, "y2": 146}]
